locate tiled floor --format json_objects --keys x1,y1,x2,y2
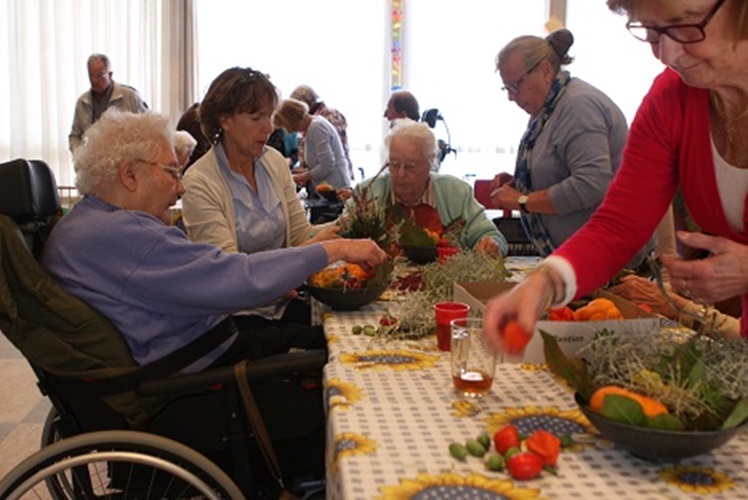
[{"x1": 0, "y1": 333, "x2": 52, "y2": 480}]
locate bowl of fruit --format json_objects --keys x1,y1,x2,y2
[
  {"x1": 315, "y1": 182, "x2": 338, "y2": 202},
  {"x1": 306, "y1": 260, "x2": 393, "y2": 311},
  {"x1": 575, "y1": 392, "x2": 748, "y2": 462},
  {"x1": 542, "y1": 330, "x2": 748, "y2": 462}
]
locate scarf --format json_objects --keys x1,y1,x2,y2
[{"x1": 514, "y1": 70, "x2": 571, "y2": 256}]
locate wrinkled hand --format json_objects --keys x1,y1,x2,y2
[
  {"x1": 661, "y1": 231, "x2": 748, "y2": 304},
  {"x1": 474, "y1": 236, "x2": 500, "y2": 257},
  {"x1": 336, "y1": 187, "x2": 353, "y2": 202},
  {"x1": 306, "y1": 224, "x2": 341, "y2": 244},
  {"x1": 490, "y1": 184, "x2": 521, "y2": 211},
  {"x1": 607, "y1": 275, "x2": 679, "y2": 318},
  {"x1": 491, "y1": 172, "x2": 514, "y2": 189},
  {"x1": 322, "y1": 238, "x2": 388, "y2": 270},
  {"x1": 482, "y1": 272, "x2": 553, "y2": 353}
]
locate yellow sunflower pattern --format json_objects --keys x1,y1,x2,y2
[
  {"x1": 376, "y1": 472, "x2": 541, "y2": 499},
  {"x1": 484, "y1": 406, "x2": 595, "y2": 452},
  {"x1": 333, "y1": 432, "x2": 377, "y2": 471},
  {"x1": 326, "y1": 377, "x2": 363, "y2": 411},
  {"x1": 659, "y1": 465, "x2": 736, "y2": 494},
  {"x1": 338, "y1": 349, "x2": 440, "y2": 371}
]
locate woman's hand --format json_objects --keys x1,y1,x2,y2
[
  {"x1": 662, "y1": 231, "x2": 748, "y2": 304},
  {"x1": 490, "y1": 184, "x2": 522, "y2": 211},
  {"x1": 491, "y1": 172, "x2": 514, "y2": 189},
  {"x1": 306, "y1": 224, "x2": 341, "y2": 244},
  {"x1": 607, "y1": 274, "x2": 680, "y2": 318},
  {"x1": 474, "y1": 236, "x2": 500, "y2": 257},
  {"x1": 336, "y1": 187, "x2": 353, "y2": 202},
  {"x1": 482, "y1": 270, "x2": 555, "y2": 353},
  {"x1": 321, "y1": 238, "x2": 387, "y2": 269}
]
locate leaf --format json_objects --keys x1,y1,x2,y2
[
  {"x1": 687, "y1": 358, "x2": 706, "y2": 389},
  {"x1": 721, "y1": 398, "x2": 748, "y2": 430},
  {"x1": 647, "y1": 413, "x2": 684, "y2": 431},
  {"x1": 600, "y1": 394, "x2": 647, "y2": 426},
  {"x1": 398, "y1": 217, "x2": 437, "y2": 247},
  {"x1": 368, "y1": 259, "x2": 395, "y2": 287},
  {"x1": 540, "y1": 330, "x2": 596, "y2": 401}
]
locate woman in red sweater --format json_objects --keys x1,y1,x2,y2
[{"x1": 484, "y1": 0, "x2": 748, "y2": 349}]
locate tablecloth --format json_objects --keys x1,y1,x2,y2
[{"x1": 320, "y1": 270, "x2": 748, "y2": 499}]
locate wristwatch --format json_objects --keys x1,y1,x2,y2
[{"x1": 518, "y1": 195, "x2": 529, "y2": 212}]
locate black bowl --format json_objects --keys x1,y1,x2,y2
[
  {"x1": 575, "y1": 393, "x2": 748, "y2": 462},
  {"x1": 316, "y1": 189, "x2": 338, "y2": 202},
  {"x1": 306, "y1": 284, "x2": 388, "y2": 311},
  {"x1": 401, "y1": 245, "x2": 438, "y2": 265}
]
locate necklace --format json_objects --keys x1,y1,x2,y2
[{"x1": 711, "y1": 93, "x2": 748, "y2": 146}]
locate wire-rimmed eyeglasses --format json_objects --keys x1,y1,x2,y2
[
  {"x1": 626, "y1": 0, "x2": 726, "y2": 44},
  {"x1": 501, "y1": 59, "x2": 543, "y2": 94},
  {"x1": 386, "y1": 160, "x2": 422, "y2": 175},
  {"x1": 138, "y1": 160, "x2": 183, "y2": 181}
]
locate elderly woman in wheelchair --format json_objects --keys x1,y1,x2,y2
[{"x1": 0, "y1": 109, "x2": 386, "y2": 498}]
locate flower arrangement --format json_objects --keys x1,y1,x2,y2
[
  {"x1": 543, "y1": 329, "x2": 748, "y2": 431},
  {"x1": 377, "y1": 251, "x2": 511, "y2": 340}
]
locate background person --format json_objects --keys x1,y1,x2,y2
[
  {"x1": 181, "y1": 67, "x2": 341, "y2": 328},
  {"x1": 69, "y1": 53, "x2": 148, "y2": 152},
  {"x1": 42, "y1": 109, "x2": 386, "y2": 370},
  {"x1": 384, "y1": 90, "x2": 420, "y2": 124},
  {"x1": 290, "y1": 84, "x2": 354, "y2": 180},
  {"x1": 490, "y1": 29, "x2": 653, "y2": 268},
  {"x1": 345, "y1": 119, "x2": 508, "y2": 256},
  {"x1": 173, "y1": 130, "x2": 197, "y2": 170},
  {"x1": 483, "y1": 0, "x2": 748, "y2": 350},
  {"x1": 273, "y1": 98, "x2": 352, "y2": 194},
  {"x1": 176, "y1": 102, "x2": 211, "y2": 171}
]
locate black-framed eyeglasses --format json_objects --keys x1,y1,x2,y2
[
  {"x1": 626, "y1": 0, "x2": 726, "y2": 44},
  {"x1": 501, "y1": 59, "x2": 543, "y2": 94},
  {"x1": 139, "y1": 160, "x2": 183, "y2": 181}
]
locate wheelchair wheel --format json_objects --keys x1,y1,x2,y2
[
  {"x1": 0, "y1": 430, "x2": 244, "y2": 499},
  {"x1": 39, "y1": 406, "x2": 70, "y2": 498}
]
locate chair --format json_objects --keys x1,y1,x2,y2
[
  {"x1": 471, "y1": 178, "x2": 536, "y2": 256},
  {"x1": 0, "y1": 158, "x2": 327, "y2": 498}
]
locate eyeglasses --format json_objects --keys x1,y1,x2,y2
[
  {"x1": 626, "y1": 0, "x2": 726, "y2": 44},
  {"x1": 501, "y1": 59, "x2": 543, "y2": 94},
  {"x1": 386, "y1": 160, "x2": 422, "y2": 175},
  {"x1": 138, "y1": 160, "x2": 183, "y2": 181}
]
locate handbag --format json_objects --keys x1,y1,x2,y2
[{"x1": 234, "y1": 360, "x2": 301, "y2": 500}]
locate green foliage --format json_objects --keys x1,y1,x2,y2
[
  {"x1": 600, "y1": 394, "x2": 647, "y2": 426},
  {"x1": 398, "y1": 217, "x2": 437, "y2": 247},
  {"x1": 574, "y1": 329, "x2": 748, "y2": 431},
  {"x1": 540, "y1": 330, "x2": 596, "y2": 402}
]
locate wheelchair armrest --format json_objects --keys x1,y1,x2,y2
[{"x1": 136, "y1": 349, "x2": 327, "y2": 397}]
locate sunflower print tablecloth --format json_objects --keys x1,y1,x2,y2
[{"x1": 322, "y1": 305, "x2": 748, "y2": 500}]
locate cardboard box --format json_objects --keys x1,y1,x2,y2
[{"x1": 453, "y1": 281, "x2": 659, "y2": 364}]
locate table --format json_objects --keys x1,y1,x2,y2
[{"x1": 319, "y1": 260, "x2": 748, "y2": 499}]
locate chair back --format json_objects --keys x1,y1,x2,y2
[{"x1": 0, "y1": 159, "x2": 61, "y2": 223}]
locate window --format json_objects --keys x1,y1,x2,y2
[
  {"x1": 566, "y1": 0, "x2": 665, "y2": 125},
  {"x1": 195, "y1": 0, "x2": 385, "y2": 179},
  {"x1": 406, "y1": 1, "x2": 548, "y2": 182}
]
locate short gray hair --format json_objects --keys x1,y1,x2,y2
[
  {"x1": 384, "y1": 118, "x2": 437, "y2": 168},
  {"x1": 74, "y1": 109, "x2": 172, "y2": 195}
]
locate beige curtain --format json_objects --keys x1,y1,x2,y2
[{"x1": 0, "y1": 0, "x2": 198, "y2": 187}]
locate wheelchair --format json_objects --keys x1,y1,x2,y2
[{"x1": 0, "y1": 159, "x2": 327, "y2": 499}]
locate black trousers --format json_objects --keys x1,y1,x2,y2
[{"x1": 209, "y1": 299, "x2": 326, "y2": 367}]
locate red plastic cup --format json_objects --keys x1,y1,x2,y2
[{"x1": 433, "y1": 302, "x2": 470, "y2": 351}]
